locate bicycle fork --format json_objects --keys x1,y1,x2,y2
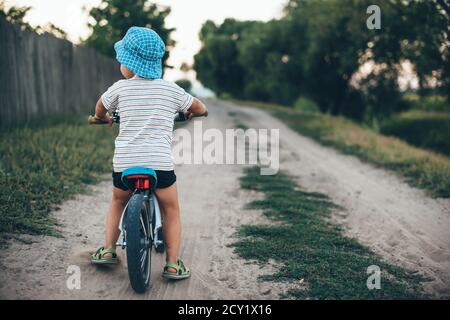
[{"x1": 116, "y1": 191, "x2": 164, "y2": 250}]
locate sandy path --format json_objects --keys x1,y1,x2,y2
[
  {"x1": 0, "y1": 100, "x2": 288, "y2": 300},
  {"x1": 221, "y1": 100, "x2": 450, "y2": 297},
  {"x1": 1, "y1": 99, "x2": 449, "y2": 299}
]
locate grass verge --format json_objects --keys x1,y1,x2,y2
[
  {"x1": 233, "y1": 167, "x2": 425, "y2": 299},
  {"x1": 232, "y1": 100, "x2": 450, "y2": 198},
  {"x1": 380, "y1": 110, "x2": 450, "y2": 157},
  {"x1": 0, "y1": 114, "x2": 116, "y2": 239}
]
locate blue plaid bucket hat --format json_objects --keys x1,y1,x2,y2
[{"x1": 114, "y1": 27, "x2": 165, "y2": 79}]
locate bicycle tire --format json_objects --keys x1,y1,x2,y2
[{"x1": 125, "y1": 193, "x2": 152, "y2": 293}]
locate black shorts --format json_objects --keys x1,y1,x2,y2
[{"x1": 112, "y1": 170, "x2": 176, "y2": 191}]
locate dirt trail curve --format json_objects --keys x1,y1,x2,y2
[{"x1": 1, "y1": 99, "x2": 449, "y2": 299}]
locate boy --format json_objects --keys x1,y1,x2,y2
[{"x1": 90, "y1": 26, "x2": 208, "y2": 280}]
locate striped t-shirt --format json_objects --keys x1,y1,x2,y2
[{"x1": 101, "y1": 76, "x2": 193, "y2": 172}]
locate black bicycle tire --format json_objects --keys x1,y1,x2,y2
[{"x1": 125, "y1": 193, "x2": 152, "y2": 293}]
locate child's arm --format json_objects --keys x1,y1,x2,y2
[
  {"x1": 93, "y1": 98, "x2": 112, "y2": 126},
  {"x1": 186, "y1": 98, "x2": 208, "y2": 120}
]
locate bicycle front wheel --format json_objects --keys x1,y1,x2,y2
[{"x1": 125, "y1": 193, "x2": 152, "y2": 293}]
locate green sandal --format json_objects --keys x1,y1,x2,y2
[
  {"x1": 91, "y1": 247, "x2": 118, "y2": 265},
  {"x1": 162, "y1": 259, "x2": 191, "y2": 280}
]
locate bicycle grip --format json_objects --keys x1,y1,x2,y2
[
  {"x1": 174, "y1": 112, "x2": 187, "y2": 122},
  {"x1": 88, "y1": 115, "x2": 109, "y2": 125}
]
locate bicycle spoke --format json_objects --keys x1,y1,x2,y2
[
  {"x1": 140, "y1": 249, "x2": 148, "y2": 270},
  {"x1": 140, "y1": 214, "x2": 148, "y2": 238}
]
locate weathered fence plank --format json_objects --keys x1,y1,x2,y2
[{"x1": 0, "y1": 18, "x2": 121, "y2": 127}]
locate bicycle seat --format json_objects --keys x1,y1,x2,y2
[{"x1": 122, "y1": 167, "x2": 157, "y2": 190}]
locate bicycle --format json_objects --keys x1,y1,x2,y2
[{"x1": 88, "y1": 111, "x2": 187, "y2": 293}]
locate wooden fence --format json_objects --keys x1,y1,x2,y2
[{"x1": 0, "y1": 18, "x2": 121, "y2": 127}]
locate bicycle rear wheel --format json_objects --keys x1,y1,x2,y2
[{"x1": 125, "y1": 193, "x2": 152, "y2": 293}]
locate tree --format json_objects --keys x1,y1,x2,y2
[
  {"x1": 175, "y1": 79, "x2": 192, "y2": 93},
  {"x1": 237, "y1": 19, "x2": 305, "y2": 105},
  {"x1": 194, "y1": 19, "x2": 257, "y2": 98},
  {"x1": 194, "y1": 0, "x2": 450, "y2": 122},
  {"x1": 84, "y1": 0, "x2": 174, "y2": 69},
  {"x1": 180, "y1": 62, "x2": 191, "y2": 73},
  {"x1": 369, "y1": 0, "x2": 449, "y2": 97},
  {"x1": 0, "y1": 0, "x2": 67, "y2": 39},
  {"x1": 0, "y1": 0, "x2": 33, "y2": 31}
]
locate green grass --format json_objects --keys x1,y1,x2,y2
[
  {"x1": 381, "y1": 110, "x2": 450, "y2": 157},
  {"x1": 403, "y1": 94, "x2": 449, "y2": 112},
  {"x1": 232, "y1": 100, "x2": 450, "y2": 198},
  {"x1": 233, "y1": 167, "x2": 426, "y2": 299},
  {"x1": 235, "y1": 123, "x2": 249, "y2": 130},
  {"x1": 0, "y1": 114, "x2": 117, "y2": 239}
]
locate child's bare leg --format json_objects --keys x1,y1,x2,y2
[
  {"x1": 155, "y1": 183, "x2": 181, "y2": 273},
  {"x1": 103, "y1": 187, "x2": 132, "y2": 258}
]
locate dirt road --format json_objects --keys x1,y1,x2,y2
[{"x1": 1, "y1": 99, "x2": 449, "y2": 299}]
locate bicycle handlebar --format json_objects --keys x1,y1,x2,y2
[
  {"x1": 173, "y1": 112, "x2": 188, "y2": 122},
  {"x1": 88, "y1": 111, "x2": 187, "y2": 125}
]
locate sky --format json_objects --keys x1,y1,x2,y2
[{"x1": 4, "y1": 0, "x2": 287, "y2": 84}]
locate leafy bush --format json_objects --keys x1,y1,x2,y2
[
  {"x1": 294, "y1": 96, "x2": 320, "y2": 113},
  {"x1": 175, "y1": 79, "x2": 193, "y2": 93},
  {"x1": 381, "y1": 111, "x2": 450, "y2": 157},
  {"x1": 404, "y1": 94, "x2": 450, "y2": 112}
]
